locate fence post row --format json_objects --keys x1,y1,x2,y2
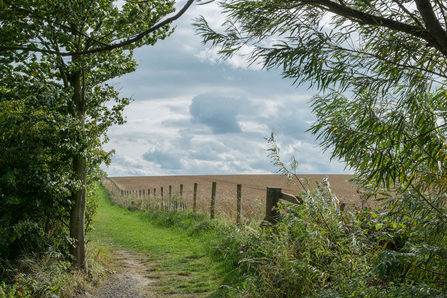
[{"x1": 106, "y1": 179, "x2": 308, "y2": 226}]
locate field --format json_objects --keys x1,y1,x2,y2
[{"x1": 108, "y1": 174, "x2": 362, "y2": 222}]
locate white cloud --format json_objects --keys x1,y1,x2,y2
[
  {"x1": 100, "y1": 1, "x2": 352, "y2": 177},
  {"x1": 195, "y1": 45, "x2": 264, "y2": 71}
]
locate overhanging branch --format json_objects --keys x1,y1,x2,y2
[
  {"x1": 0, "y1": 0, "x2": 195, "y2": 56},
  {"x1": 303, "y1": 0, "x2": 444, "y2": 54}
]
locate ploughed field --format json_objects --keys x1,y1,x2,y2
[{"x1": 108, "y1": 174, "x2": 361, "y2": 221}]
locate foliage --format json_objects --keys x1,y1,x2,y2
[
  {"x1": 308, "y1": 90, "x2": 447, "y2": 295},
  {"x1": 0, "y1": 99, "x2": 75, "y2": 260},
  {"x1": 194, "y1": 0, "x2": 447, "y2": 98},
  {"x1": 0, "y1": 0, "x2": 188, "y2": 268},
  {"x1": 195, "y1": 0, "x2": 447, "y2": 295},
  {"x1": 0, "y1": 244, "x2": 112, "y2": 298},
  {"x1": 208, "y1": 176, "x2": 443, "y2": 297}
]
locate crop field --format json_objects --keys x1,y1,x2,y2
[{"x1": 107, "y1": 174, "x2": 362, "y2": 222}]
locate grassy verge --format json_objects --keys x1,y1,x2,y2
[{"x1": 91, "y1": 184, "x2": 233, "y2": 297}]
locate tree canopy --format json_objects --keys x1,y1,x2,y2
[
  {"x1": 0, "y1": 0, "x2": 192, "y2": 269},
  {"x1": 195, "y1": 0, "x2": 447, "y2": 295}
]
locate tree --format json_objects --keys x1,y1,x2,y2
[
  {"x1": 195, "y1": 0, "x2": 447, "y2": 294},
  {"x1": 0, "y1": 0, "x2": 193, "y2": 270}
]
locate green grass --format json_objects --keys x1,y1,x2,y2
[{"x1": 90, "y1": 185, "x2": 231, "y2": 297}]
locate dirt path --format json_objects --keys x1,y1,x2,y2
[
  {"x1": 83, "y1": 250, "x2": 157, "y2": 297},
  {"x1": 82, "y1": 249, "x2": 208, "y2": 298}
]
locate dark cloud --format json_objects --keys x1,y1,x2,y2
[
  {"x1": 189, "y1": 93, "x2": 245, "y2": 134},
  {"x1": 142, "y1": 149, "x2": 183, "y2": 170}
]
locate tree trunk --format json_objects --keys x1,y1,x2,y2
[
  {"x1": 69, "y1": 54, "x2": 88, "y2": 270},
  {"x1": 69, "y1": 156, "x2": 87, "y2": 270}
]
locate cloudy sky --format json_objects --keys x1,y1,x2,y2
[{"x1": 103, "y1": 0, "x2": 351, "y2": 177}]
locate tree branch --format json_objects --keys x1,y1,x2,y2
[
  {"x1": 0, "y1": 0, "x2": 195, "y2": 56},
  {"x1": 305, "y1": 0, "x2": 444, "y2": 54},
  {"x1": 415, "y1": 0, "x2": 447, "y2": 52}
]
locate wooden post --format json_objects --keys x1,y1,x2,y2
[
  {"x1": 193, "y1": 183, "x2": 197, "y2": 213},
  {"x1": 180, "y1": 184, "x2": 184, "y2": 210},
  {"x1": 169, "y1": 185, "x2": 172, "y2": 211},
  {"x1": 153, "y1": 188, "x2": 156, "y2": 209},
  {"x1": 161, "y1": 187, "x2": 164, "y2": 209},
  {"x1": 265, "y1": 187, "x2": 281, "y2": 224},
  {"x1": 211, "y1": 182, "x2": 216, "y2": 219},
  {"x1": 237, "y1": 184, "x2": 242, "y2": 225}
]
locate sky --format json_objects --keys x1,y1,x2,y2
[{"x1": 102, "y1": 0, "x2": 351, "y2": 177}]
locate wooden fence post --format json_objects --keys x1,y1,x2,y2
[
  {"x1": 169, "y1": 185, "x2": 172, "y2": 197},
  {"x1": 211, "y1": 182, "x2": 216, "y2": 219},
  {"x1": 180, "y1": 184, "x2": 184, "y2": 210},
  {"x1": 193, "y1": 183, "x2": 197, "y2": 213},
  {"x1": 161, "y1": 187, "x2": 164, "y2": 210},
  {"x1": 265, "y1": 187, "x2": 281, "y2": 224},
  {"x1": 237, "y1": 184, "x2": 242, "y2": 225}
]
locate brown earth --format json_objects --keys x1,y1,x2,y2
[{"x1": 108, "y1": 174, "x2": 363, "y2": 221}]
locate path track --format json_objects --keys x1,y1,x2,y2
[{"x1": 83, "y1": 249, "x2": 208, "y2": 298}]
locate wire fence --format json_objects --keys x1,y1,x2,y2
[{"x1": 101, "y1": 176, "x2": 304, "y2": 225}]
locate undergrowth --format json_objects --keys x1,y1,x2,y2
[
  {"x1": 101, "y1": 170, "x2": 447, "y2": 298},
  {"x1": 0, "y1": 243, "x2": 111, "y2": 298}
]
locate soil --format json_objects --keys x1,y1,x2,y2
[
  {"x1": 83, "y1": 250, "x2": 158, "y2": 298},
  {"x1": 81, "y1": 250, "x2": 209, "y2": 298}
]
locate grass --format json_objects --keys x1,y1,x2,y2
[{"x1": 91, "y1": 184, "x2": 232, "y2": 297}]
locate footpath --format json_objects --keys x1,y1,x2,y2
[{"x1": 83, "y1": 186, "x2": 226, "y2": 298}]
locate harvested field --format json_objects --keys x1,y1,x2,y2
[{"x1": 108, "y1": 174, "x2": 362, "y2": 222}]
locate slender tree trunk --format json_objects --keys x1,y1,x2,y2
[
  {"x1": 69, "y1": 54, "x2": 88, "y2": 270},
  {"x1": 69, "y1": 156, "x2": 87, "y2": 270}
]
